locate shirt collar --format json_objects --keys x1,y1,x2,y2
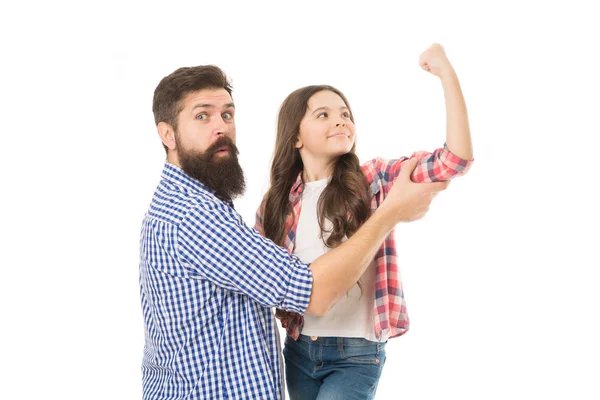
[
  {"x1": 289, "y1": 172, "x2": 305, "y2": 201},
  {"x1": 161, "y1": 162, "x2": 214, "y2": 196}
]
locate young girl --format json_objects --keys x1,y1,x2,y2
[{"x1": 255, "y1": 43, "x2": 474, "y2": 400}]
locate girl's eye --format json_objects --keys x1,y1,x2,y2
[
  {"x1": 318, "y1": 112, "x2": 328, "y2": 118},
  {"x1": 342, "y1": 112, "x2": 350, "y2": 118}
]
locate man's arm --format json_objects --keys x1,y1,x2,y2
[
  {"x1": 305, "y1": 158, "x2": 448, "y2": 315},
  {"x1": 184, "y1": 160, "x2": 444, "y2": 316},
  {"x1": 178, "y1": 202, "x2": 313, "y2": 313}
]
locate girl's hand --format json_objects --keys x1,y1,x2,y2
[
  {"x1": 275, "y1": 308, "x2": 294, "y2": 328},
  {"x1": 419, "y1": 43, "x2": 453, "y2": 78}
]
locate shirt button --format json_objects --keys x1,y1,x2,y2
[{"x1": 310, "y1": 336, "x2": 318, "y2": 341}]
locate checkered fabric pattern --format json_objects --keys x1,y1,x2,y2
[
  {"x1": 255, "y1": 144, "x2": 473, "y2": 341},
  {"x1": 140, "y1": 163, "x2": 312, "y2": 399}
]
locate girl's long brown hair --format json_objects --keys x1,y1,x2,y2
[{"x1": 262, "y1": 86, "x2": 371, "y2": 249}]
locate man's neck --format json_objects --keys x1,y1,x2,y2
[{"x1": 167, "y1": 152, "x2": 181, "y2": 168}]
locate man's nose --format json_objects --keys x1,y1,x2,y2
[{"x1": 215, "y1": 117, "x2": 230, "y2": 136}]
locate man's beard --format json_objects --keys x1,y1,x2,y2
[{"x1": 177, "y1": 135, "x2": 246, "y2": 202}]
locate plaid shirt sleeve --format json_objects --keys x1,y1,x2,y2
[
  {"x1": 364, "y1": 143, "x2": 473, "y2": 191},
  {"x1": 177, "y1": 201, "x2": 312, "y2": 313}
]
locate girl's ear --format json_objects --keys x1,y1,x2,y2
[{"x1": 295, "y1": 136, "x2": 303, "y2": 149}]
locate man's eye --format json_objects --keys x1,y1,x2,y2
[
  {"x1": 318, "y1": 112, "x2": 328, "y2": 118},
  {"x1": 222, "y1": 112, "x2": 233, "y2": 120},
  {"x1": 196, "y1": 114, "x2": 207, "y2": 120}
]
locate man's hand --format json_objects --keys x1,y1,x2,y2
[
  {"x1": 419, "y1": 43, "x2": 454, "y2": 78},
  {"x1": 379, "y1": 158, "x2": 449, "y2": 223}
]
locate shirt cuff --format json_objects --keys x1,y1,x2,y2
[
  {"x1": 279, "y1": 257, "x2": 313, "y2": 314},
  {"x1": 440, "y1": 142, "x2": 474, "y2": 174}
]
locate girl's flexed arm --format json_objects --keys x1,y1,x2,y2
[{"x1": 419, "y1": 43, "x2": 473, "y2": 161}]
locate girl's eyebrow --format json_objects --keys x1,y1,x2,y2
[{"x1": 310, "y1": 106, "x2": 348, "y2": 115}]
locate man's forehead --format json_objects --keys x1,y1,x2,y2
[{"x1": 182, "y1": 89, "x2": 233, "y2": 108}]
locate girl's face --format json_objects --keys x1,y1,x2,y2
[{"x1": 296, "y1": 90, "x2": 355, "y2": 162}]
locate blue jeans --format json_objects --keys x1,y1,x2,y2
[{"x1": 283, "y1": 334, "x2": 386, "y2": 400}]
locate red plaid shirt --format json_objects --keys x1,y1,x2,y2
[{"x1": 255, "y1": 144, "x2": 473, "y2": 341}]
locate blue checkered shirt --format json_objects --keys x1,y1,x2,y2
[{"x1": 139, "y1": 163, "x2": 313, "y2": 399}]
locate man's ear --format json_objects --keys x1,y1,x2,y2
[{"x1": 157, "y1": 122, "x2": 177, "y2": 150}]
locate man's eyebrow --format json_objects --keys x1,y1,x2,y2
[
  {"x1": 191, "y1": 104, "x2": 214, "y2": 111},
  {"x1": 191, "y1": 103, "x2": 235, "y2": 111}
]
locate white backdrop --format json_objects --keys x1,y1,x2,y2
[{"x1": 1, "y1": 1, "x2": 599, "y2": 399}]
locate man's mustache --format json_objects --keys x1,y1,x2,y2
[{"x1": 206, "y1": 137, "x2": 239, "y2": 157}]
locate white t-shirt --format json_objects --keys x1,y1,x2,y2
[{"x1": 294, "y1": 177, "x2": 380, "y2": 342}]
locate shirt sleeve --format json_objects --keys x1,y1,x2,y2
[
  {"x1": 363, "y1": 143, "x2": 474, "y2": 189},
  {"x1": 176, "y1": 201, "x2": 312, "y2": 313}
]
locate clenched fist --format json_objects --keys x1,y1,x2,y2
[{"x1": 418, "y1": 43, "x2": 453, "y2": 78}]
